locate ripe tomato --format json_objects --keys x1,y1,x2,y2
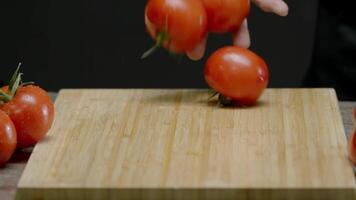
[
  {"x1": 145, "y1": 0, "x2": 207, "y2": 53},
  {"x1": 0, "y1": 85, "x2": 54, "y2": 148},
  {"x1": 0, "y1": 110, "x2": 17, "y2": 166},
  {"x1": 349, "y1": 106, "x2": 356, "y2": 165},
  {"x1": 202, "y1": 0, "x2": 250, "y2": 33},
  {"x1": 204, "y1": 46, "x2": 269, "y2": 106}
]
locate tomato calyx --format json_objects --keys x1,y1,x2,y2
[
  {"x1": 218, "y1": 94, "x2": 235, "y2": 107},
  {"x1": 141, "y1": 31, "x2": 169, "y2": 59},
  {"x1": 0, "y1": 63, "x2": 34, "y2": 103},
  {"x1": 209, "y1": 91, "x2": 256, "y2": 107},
  {"x1": 208, "y1": 91, "x2": 219, "y2": 100},
  {"x1": 0, "y1": 90, "x2": 12, "y2": 103},
  {"x1": 208, "y1": 91, "x2": 235, "y2": 107}
]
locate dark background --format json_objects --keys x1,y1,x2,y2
[{"x1": 0, "y1": 0, "x2": 318, "y2": 91}]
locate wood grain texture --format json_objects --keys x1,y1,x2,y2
[{"x1": 16, "y1": 89, "x2": 356, "y2": 200}]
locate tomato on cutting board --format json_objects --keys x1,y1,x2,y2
[
  {"x1": 349, "y1": 106, "x2": 356, "y2": 165},
  {"x1": 143, "y1": 0, "x2": 207, "y2": 56},
  {"x1": 0, "y1": 110, "x2": 16, "y2": 167},
  {"x1": 0, "y1": 65, "x2": 54, "y2": 148},
  {"x1": 204, "y1": 46, "x2": 269, "y2": 106},
  {"x1": 202, "y1": 0, "x2": 250, "y2": 33}
]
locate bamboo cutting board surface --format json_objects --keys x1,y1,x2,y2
[{"x1": 16, "y1": 89, "x2": 356, "y2": 199}]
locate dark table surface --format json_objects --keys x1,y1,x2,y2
[{"x1": 0, "y1": 92, "x2": 355, "y2": 200}]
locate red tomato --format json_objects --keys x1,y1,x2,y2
[
  {"x1": 202, "y1": 0, "x2": 250, "y2": 33},
  {"x1": 0, "y1": 85, "x2": 54, "y2": 148},
  {"x1": 145, "y1": 0, "x2": 207, "y2": 53},
  {"x1": 349, "y1": 106, "x2": 356, "y2": 165},
  {"x1": 0, "y1": 110, "x2": 17, "y2": 166},
  {"x1": 204, "y1": 46, "x2": 269, "y2": 106}
]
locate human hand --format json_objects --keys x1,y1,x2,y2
[{"x1": 186, "y1": 0, "x2": 289, "y2": 60}]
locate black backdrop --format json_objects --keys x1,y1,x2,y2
[{"x1": 0, "y1": 0, "x2": 318, "y2": 91}]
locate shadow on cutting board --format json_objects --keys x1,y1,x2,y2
[
  {"x1": 8, "y1": 149, "x2": 33, "y2": 163},
  {"x1": 145, "y1": 90, "x2": 268, "y2": 109}
]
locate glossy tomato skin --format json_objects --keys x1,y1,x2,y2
[
  {"x1": 145, "y1": 0, "x2": 207, "y2": 53},
  {"x1": 0, "y1": 85, "x2": 54, "y2": 148},
  {"x1": 205, "y1": 46, "x2": 269, "y2": 106},
  {"x1": 202, "y1": 0, "x2": 250, "y2": 33},
  {"x1": 351, "y1": 106, "x2": 356, "y2": 165},
  {"x1": 349, "y1": 130, "x2": 356, "y2": 165},
  {"x1": 0, "y1": 110, "x2": 17, "y2": 166}
]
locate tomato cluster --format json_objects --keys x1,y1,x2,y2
[
  {"x1": 0, "y1": 64, "x2": 54, "y2": 166},
  {"x1": 144, "y1": 0, "x2": 268, "y2": 106},
  {"x1": 143, "y1": 0, "x2": 249, "y2": 55}
]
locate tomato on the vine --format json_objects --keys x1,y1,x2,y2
[
  {"x1": 202, "y1": 0, "x2": 250, "y2": 33},
  {"x1": 0, "y1": 65, "x2": 54, "y2": 148},
  {"x1": 204, "y1": 46, "x2": 269, "y2": 106},
  {"x1": 144, "y1": 0, "x2": 207, "y2": 55},
  {"x1": 0, "y1": 110, "x2": 16, "y2": 166}
]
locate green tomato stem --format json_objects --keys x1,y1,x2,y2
[
  {"x1": 141, "y1": 31, "x2": 168, "y2": 59},
  {"x1": 0, "y1": 62, "x2": 26, "y2": 103},
  {"x1": 0, "y1": 89, "x2": 12, "y2": 102}
]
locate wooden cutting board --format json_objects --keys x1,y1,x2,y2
[{"x1": 16, "y1": 89, "x2": 356, "y2": 200}]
